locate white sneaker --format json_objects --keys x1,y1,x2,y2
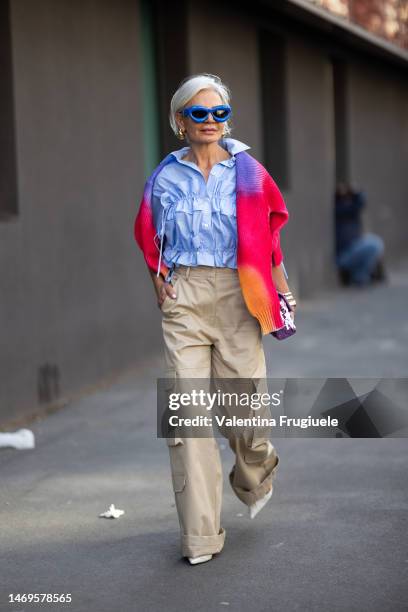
[
  {"x1": 188, "y1": 554, "x2": 213, "y2": 565},
  {"x1": 248, "y1": 440, "x2": 274, "y2": 519}
]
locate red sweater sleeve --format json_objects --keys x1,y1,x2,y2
[
  {"x1": 272, "y1": 232, "x2": 284, "y2": 267},
  {"x1": 267, "y1": 175, "x2": 289, "y2": 268}
]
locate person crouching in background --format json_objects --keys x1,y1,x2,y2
[{"x1": 334, "y1": 182, "x2": 387, "y2": 287}]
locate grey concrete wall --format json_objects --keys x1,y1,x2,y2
[
  {"x1": 0, "y1": 0, "x2": 161, "y2": 425},
  {"x1": 285, "y1": 35, "x2": 337, "y2": 298},
  {"x1": 187, "y1": 4, "x2": 264, "y2": 162},
  {"x1": 348, "y1": 60, "x2": 408, "y2": 261}
]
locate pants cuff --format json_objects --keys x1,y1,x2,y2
[
  {"x1": 229, "y1": 455, "x2": 280, "y2": 506},
  {"x1": 181, "y1": 527, "x2": 226, "y2": 558}
]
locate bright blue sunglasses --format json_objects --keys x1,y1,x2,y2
[{"x1": 179, "y1": 105, "x2": 232, "y2": 123}]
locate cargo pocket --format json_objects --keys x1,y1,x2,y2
[
  {"x1": 171, "y1": 472, "x2": 186, "y2": 493},
  {"x1": 166, "y1": 436, "x2": 184, "y2": 447},
  {"x1": 167, "y1": 436, "x2": 186, "y2": 493},
  {"x1": 160, "y1": 370, "x2": 178, "y2": 438}
]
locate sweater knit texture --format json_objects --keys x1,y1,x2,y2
[{"x1": 134, "y1": 149, "x2": 289, "y2": 335}]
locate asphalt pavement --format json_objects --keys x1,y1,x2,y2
[{"x1": 1, "y1": 260, "x2": 407, "y2": 612}]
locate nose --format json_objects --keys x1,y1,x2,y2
[{"x1": 204, "y1": 111, "x2": 216, "y2": 123}]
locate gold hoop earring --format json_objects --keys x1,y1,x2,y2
[{"x1": 177, "y1": 127, "x2": 185, "y2": 140}]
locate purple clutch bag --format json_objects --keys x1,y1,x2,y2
[{"x1": 271, "y1": 292, "x2": 297, "y2": 340}]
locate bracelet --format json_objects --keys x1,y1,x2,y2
[{"x1": 282, "y1": 291, "x2": 297, "y2": 308}]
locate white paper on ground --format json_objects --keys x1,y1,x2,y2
[
  {"x1": 99, "y1": 503, "x2": 125, "y2": 519},
  {"x1": 0, "y1": 429, "x2": 35, "y2": 450}
]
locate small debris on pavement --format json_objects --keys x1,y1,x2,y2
[
  {"x1": 0, "y1": 429, "x2": 35, "y2": 450},
  {"x1": 99, "y1": 503, "x2": 125, "y2": 518}
]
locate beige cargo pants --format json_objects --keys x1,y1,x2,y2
[{"x1": 160, "y1": 264, "x2": 280, "y2": 559}]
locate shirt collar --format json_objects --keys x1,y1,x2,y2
[{"x1": 170, "y1": 137, "x2": 250, "y2": 169}]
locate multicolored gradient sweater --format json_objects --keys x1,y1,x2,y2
[{"x1": 134, "y1": 150, "x2": 289, "y2": 335}]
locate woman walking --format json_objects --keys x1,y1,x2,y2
[{"x1": 134, "y1": 74, "x2": 296, "y2": 565}]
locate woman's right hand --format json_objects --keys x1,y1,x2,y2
[
  {"x1": 148, "y1": 269, "x2": 178, "y2": 310},
  {"x1": 157, "y1": 280, "x2": 177, "y2": 310}
]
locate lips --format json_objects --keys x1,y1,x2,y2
[{"x1": 201, "y1": 129, "x2": 217, "y2": 133}]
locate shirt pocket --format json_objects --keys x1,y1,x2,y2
[
  {"x1": 214, "y1": 174, "x2": 236, "y2": 216},
  {"x1": 216, "y1": 194, "x2": 237, "y2": 250},
  {"x1": 174, "y1": 196, "x2": 207, "y2": 247},
  {"x1": 218, "y1": 196, "x2": 237, "y2": 218},
  {"x1": 174, "y1": 195, "x2": 208, "y2": 214}
]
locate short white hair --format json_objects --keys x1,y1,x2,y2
[{"x1": 169, "y1": 73, "x2": 232, "y2": 137}]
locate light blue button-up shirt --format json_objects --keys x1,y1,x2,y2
[{"x1": 152, "y1": 137, "x2": 288, "y2": 282}]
